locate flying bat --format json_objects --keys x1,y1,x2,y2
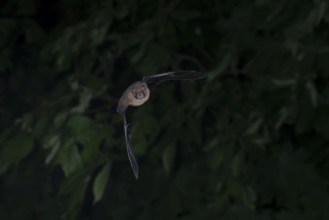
[{"x1": 117, "y1": 71, "x2": 207, "y2": 179}]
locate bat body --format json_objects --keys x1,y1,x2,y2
[
  {"x1": 117, "y1": 71, "x2": 207, "y2": 179},
  {"x1": 117, "y1": 81, "x2": 150, "y2": 113}
]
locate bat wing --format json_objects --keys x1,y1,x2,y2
[
  {"x1": 117, "y1": 70, "x2": 206, "y2": 179},
  {"x1": 120, "y1": 112, "x2": 139, "y2": 179},
  {"x1": 142, "y1": 71, "x2": 207, "y2": 85}
]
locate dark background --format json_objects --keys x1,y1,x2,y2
[{"x1": 1, "y1": 0, "x2": 329, "y2": 219}]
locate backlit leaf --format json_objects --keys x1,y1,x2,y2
[{"x1": 93, "y1": 161, "x2": 111, "y2": 204}]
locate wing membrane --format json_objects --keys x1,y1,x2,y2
[
  {"x1": 142, "y1": 71, "x2": 207, "y2": 85},
  {"x1": 117, "y1": 70, "x2": 207, "y2": 179},
  {"x1": 120, "y1": 112, "x2": 139, "y2": 179}
]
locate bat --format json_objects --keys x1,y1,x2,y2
[{"x1": 117, "y1": 71, "x2": 207, "y2": 179}]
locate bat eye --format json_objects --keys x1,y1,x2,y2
[{"x1": 136, "y1": 92, "x2": 144, "y2": 99}]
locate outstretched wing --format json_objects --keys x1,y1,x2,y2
[
  {"x1": 142, "y1": 71, "x2": 207, "y2": 85},
  {"x1": 119, "y1": 111, "x2": 139, "y2": 179},
  {"x1": 117, "y1": 70, "x2": 207, "y2": 179}
]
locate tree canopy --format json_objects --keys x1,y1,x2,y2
[{"x1": 1, "y1": 0, "x2": 329, "y2": 219}]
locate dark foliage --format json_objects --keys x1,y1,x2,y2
[{"x1": 0, "y1": 0, "x2": 329, "y2": 219}]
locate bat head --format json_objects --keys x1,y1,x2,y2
[
  {"x1": 128, "y1": 81, "x2": 150, "y2": 106},
  {"x1": 130, "y1": 82, "x2": 147, "y2": 99}
]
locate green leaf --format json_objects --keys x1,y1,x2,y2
[
  {"x1": 171, "y1": 9, "x2": 201, "y2": 21},
  {"x1": 130, "y1": 36, "x2": 152, "y2": 64},
  {"x1": 0, "y1": 132, "x2": 34, "y2": 164},
  {"x1": 306, "y1": 1, "x2": 327, "y2": 28},
  {"x1": 208, "y1": 53, "x2": 233, "y2": 81},
  {"x1": 79, "y1": 125, "x2": 113, "y2": 163},
  {"x1": 59, "y1": 168, "x2": 92, "y2": 195},
  {"x1": 0, "y1": 161, "x2": 8, "y2": 175},
  {"x1": 71, "y1": 88, "x2": 93, "y2": 114},
  {"x1": 64, "y1": 175, "x2": 91, "y2": 220},
  {"x1": 306, "y1": 81, "x2": 318, "y2": 108},
  {"x1": 245, "y1": 118, "x2": 263, "y2": 135},
  {"x1": 208, "y1": 150, "x2": 224, "y2": 170},
  {"x1": 162, "y1": 144, "x2": 176, "y2": 175},
  {"x1": 90, "y1": 20, "x2": 111, "y2": 47},
  {"x1": 232, "y1": 152, "x2": 243, "y2": 177},
  {"x1": 275, "y1": 108, "x2": 288, "y2": 130},
  {"x1": 54, "y1": 111, "x2": 70, "y2": 128},
  {"x1": 242, "y1": 186, "x2": 257, "y2": 210},
  {"x1": 93, "y1": 162, "x2": 111, "y2": 204},
  {"x1": 138, "y1": 43, "x2": 171, "y2": 74},
  {"x1": 56, "y1": 139, "x2": 83, "y2": 176},
  {"x1": 34, "y1": 116, "x2": 51, "y2": 136},
  {"x1": 45, "y1": 135, "x2": 61, "y2": 164},
  {"x1": 67, "y1": 114, "x2": 94, "y2": 134},
  {"x1": 272, "y1": 78, "x2": 296, "y2": 87}
]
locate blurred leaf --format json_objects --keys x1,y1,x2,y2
[
  {"x1": 162, "y1": 144, "x2": 176, "y2": 175},
  {"x1": 90, "y1": 19, "x2": 111, "y2": 47},
  {"x1": 306, "y1": 81, "x2": 318, "y2": 108},
  {"x1": 54, "y1": 111, "x2": 70, "y2": 128},
  {"x1": 0, "y1": 132, "x2": 34, "y2": 164},
  {"x1": 272, "y1": 79, "x2": 296, "y2": 87},
  {"x1": 71, "y1": 88, "x2": 93, "y2": 114},
  {"x1": 245, "y1": 118, "x2": 263, "y2": 135},
  {"x1": 59, "y1": 168, "x2": 92, "y2": 195},
  {"x1": 67, "y1": 114, "x2": 94, "y2": 134},
  {"x1": 306, "y1": 1, "x2": 327, "y2": 28},
  {"x1": 66, "y1": 175, "x2": 91, "y2": 220},
  {"x1": 132, "y1": 115, "x2": 158, "y2": 155},
  {"x1": 34, "y1": 116, "x2": 51, "y2": 136},
  {"x1": 242, "y1": 186, "x2": 256, "y2": 210},
  {"x1": 44, "y1": 135, "x2": 60, "y2": 149},
  {"x1": 45, "y1": 135, "x2": 61, "y2": 164},
  {"x1": 208, "y1": 53, "x2": 233, "y2": 81},
  {"x1": 20, "y1": 113, "x2": 33, "y2": 131},
  {"x1": 0, "y1": 49, "x2": 12, "y2": 72},
  {"x1": 93, "y1": 161, "x2": 111, "y2": 204},
  {"x1": 130, "y1": 36, "x2": 152, "y2": 64},
  {"x1": 138, "y1": 43, "x2": 171, "y2": 74},
  {"x1": 275, "y1": 108, "x2": 288, "y2": 130},
  {"x1": 208, "y1": 150, "x2": 224, "y2": 170},
  {"x1": 56, "y1": 139, "x2": 83, "y2": 176},
  {"x1": 0, "y1": 161, "x2": 8, "y2": 175},
  {"x1": 171, "y1": 9, "x2": 202, "y2": 21},
  {"x1": 232, "y1": 151, "x2": 244, "y2": 177},
  {"x1": 317, "y1": 51, "x2": 329, "y2": 77}
]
